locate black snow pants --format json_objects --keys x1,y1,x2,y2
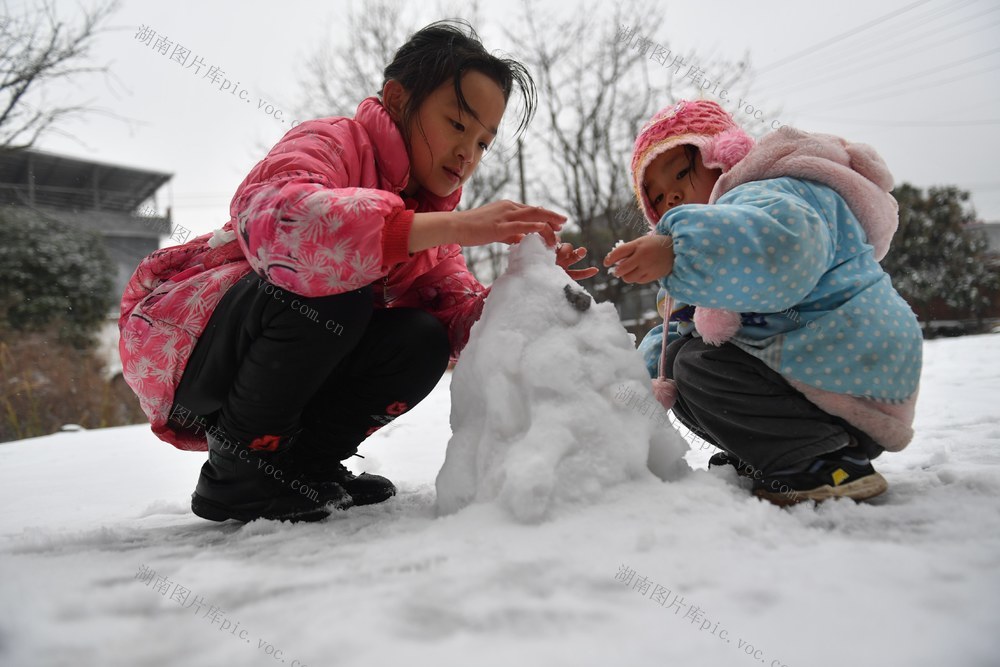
[{"x1": 170, "y1": 271, "x2": 451, "y2": 455}]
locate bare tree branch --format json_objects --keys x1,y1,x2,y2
[
  {"x1": 0, "y1": 0, "x2": 121, "y2": 150},
  {"x1": 294, "y1": 0, "x2": 414, "y2": 120},
  {"x1": 506, "y1": 0, "x2": 756, "y2": 328}
]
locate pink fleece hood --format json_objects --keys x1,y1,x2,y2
[{"x1": 709, "y1": 125, "x2": 899, "y2": 261}]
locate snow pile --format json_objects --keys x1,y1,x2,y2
[{"x1": 435, "y1": 234, "x2": 688, "y2": 522}]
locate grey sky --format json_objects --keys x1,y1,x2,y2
[{"x1": 15, "y1": 0, "x2": 1000, "y2": 242}]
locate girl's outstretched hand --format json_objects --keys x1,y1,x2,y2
[
  {"x1": 603, "y1": 235, "x2": 675, "y2": 284},
  {"x1": 453, "y1": 200, "x2": 565, "y2": 248},
  {"x1": 555, "y1": 242, "x2": 599, "y2": 280}
]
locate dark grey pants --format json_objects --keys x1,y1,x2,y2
[{"x1": 665, "y1": 335, "x2": 884, "y2": 473}]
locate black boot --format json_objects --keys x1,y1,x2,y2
[
  {"x1": 191, "y1": 427, "x2": 353, "y2": 523},
  {"x1": 293, "y1": 444, "x2": 396, "y2": 506}
]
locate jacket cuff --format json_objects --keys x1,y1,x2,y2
[{"x1": 381, "y1": 208, "x2": 414, "y2": 268}]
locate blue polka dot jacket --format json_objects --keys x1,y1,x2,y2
[{"x1": 638, "y1": 128, "x2": 922, "y2": 451}]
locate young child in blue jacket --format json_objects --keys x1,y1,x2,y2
[{"x1": 604, "y1": 100, "x2": 922, "y2": 505}]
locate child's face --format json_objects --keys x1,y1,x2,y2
[
  {"x1": 402, "y1": 71, "x2": 506, "y2": 198},
  {"x1": 642, "y1": 145, "x2": 722, "y2": 219}
]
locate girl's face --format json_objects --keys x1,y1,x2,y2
[
  {"x1": 642, "y1": 145, "x2": 722, "y2": 219},
  {"x1": 397, "y1": 71, "x2": 507, "y2": 198}
]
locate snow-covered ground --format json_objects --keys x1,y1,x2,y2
[{"x1": 1, "y1": 333, "x2": 999, "y2": 667}]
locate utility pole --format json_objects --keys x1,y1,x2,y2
[{"x1": 517, "y1": 137, "x2": 526, "y2": 203}]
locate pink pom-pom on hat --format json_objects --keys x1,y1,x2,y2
[{"x1": 631, "y1": 100, "x2": 754, "y2": 227}]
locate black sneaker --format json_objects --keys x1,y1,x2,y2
[
  {"x1": 292, "y1": 445, "x2": 397, "y2": 506},
  {"x1": 752, "y1": 445, "x2": 888, "y2": 506},
  {"x1": 191, "y1": 428, "x2": 353, "y2": 523}
]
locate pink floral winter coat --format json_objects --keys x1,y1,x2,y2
[{"x1": 119, "y1": 97, "x2": 489, "y2": 451}]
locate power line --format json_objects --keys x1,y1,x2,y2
[
  {"x1": 795, "y1": 48, "x2": 1000, "y2": 114},
  {"x1": 799, "y1": 62, "x2": 1000, "y2": 114},
  {"x1": 757, "y1": 3, "x2": 999, "y2": 99},
  {"x1": 756, "y1": 0, "x2": 933, "y2": 75},
  {"x1": 755, "y1": 0, "x2": 975, "y2": 91},
  {"x1": 794, "y1": 117, "x2": 1000, "y2": 127}
]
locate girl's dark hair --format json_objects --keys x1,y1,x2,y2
[{"x1": 381, "y1": 20, "x2": 537, "y2": 147}]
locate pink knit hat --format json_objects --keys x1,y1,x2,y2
[{"x1": 631, "y1": 100, "x2": 755, "y2": 225}]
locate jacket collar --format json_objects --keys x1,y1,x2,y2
[{"x1": 354, "y1": 97, "x2": 463, "y2": 213}]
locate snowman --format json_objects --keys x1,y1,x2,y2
[{"x1": 436, "y1": 234, "x2": 689, "y2": 523}]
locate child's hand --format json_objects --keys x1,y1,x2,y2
[
  {"x1": 603, "y1": 235, "x2": 674, "y2": 284},
  {"x1": 555, "y1": 242, "x2": 599, "y2": 280},
  {"x1": 452, "y1": 200, "x2": 565, "y2": 248}
]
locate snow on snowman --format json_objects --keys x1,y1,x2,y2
[{"x1": 435, "y1": 234, "x2": 689, "y2": 523}]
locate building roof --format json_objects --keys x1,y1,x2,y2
[
  {"x1": 978, "y1": 221, "x2": 1000, "y2": 254},
  {"x1": 0, "y1": 147, "x2": 172, "y2": 212}
]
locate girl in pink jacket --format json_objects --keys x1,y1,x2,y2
[{"x1": 119, "y1": 21, "x2": 595, "y2": 523}]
